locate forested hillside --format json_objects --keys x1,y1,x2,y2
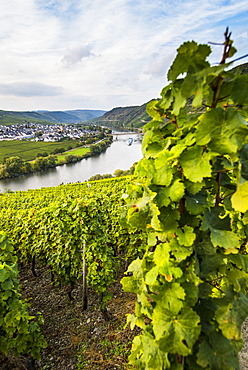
[{"x1": 88, "y1": 101, "x2": 152, "y2": 129}]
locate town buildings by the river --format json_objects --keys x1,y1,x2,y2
[{"x1": 0, "y1": 123, "x2": 102, "y2": 142}]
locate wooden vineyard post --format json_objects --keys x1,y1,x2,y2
[{"x1": 80, "y1": 242, "x2": 88, "y2": 310}]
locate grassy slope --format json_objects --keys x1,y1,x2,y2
[{"x1": 56, "y1": 146, "x2": 90, "y2": 162}]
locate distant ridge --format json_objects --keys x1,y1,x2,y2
[
  {"x1": 230, "y1": 61, "x2": 248, "y2": 75},
  {"x1": 88, "y1": 101, "x2": 153, "y2": 129},
  {"x1": 0, "y1": 109, "x2": 107, "y2": 125}
]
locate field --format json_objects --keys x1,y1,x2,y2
[
  {"x1": 0, "y1": 140, "x2": 82, "y2": 162},
  {"x1": 56, "y1": 146, "x2": 90, "y2": 161}
]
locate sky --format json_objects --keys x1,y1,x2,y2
[{"x1": 0, "y1": 0, "x2": 247, "y2": 112}]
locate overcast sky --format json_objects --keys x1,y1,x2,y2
[{"x1": 0, "y1": 0, "x2": 247, "y2": 112}]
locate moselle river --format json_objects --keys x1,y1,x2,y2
[{"x1": 0, "y1": 133, "x2": 143, "y2": 192}]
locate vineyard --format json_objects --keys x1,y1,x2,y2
[
  {"x1": 1, "y1": 30, "x2": 248, "y2": 370},
  {"x1": 0, "y1": 176, "x2": 147, "y2": 369}
]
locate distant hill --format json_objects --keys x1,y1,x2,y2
[
  {"x1": 0, "y1": 109, "x2": 106, "y2": 125},
  {"x1": 65, "y1": 110, "x2": 107, "y2": 121},
  {"x1": 88, "y1": 101, "x2": 153, "y2": 129},
  {"x1": 230, "y1": 61, "x2": 248, "y2": 75}
]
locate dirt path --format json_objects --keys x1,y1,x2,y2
[{"x1": 1, "y1": 263, "x2": 248, "y2": 370}]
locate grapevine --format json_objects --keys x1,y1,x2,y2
[
  {"x1": 0, "y1": 177, "x2": 146, "y2": 306},
  {"x1": 121, "y1": 29, "x2": 248, "y2": 369},
  {"x1": 0, "y1": 233, "x2": 46, "y2": 359}
]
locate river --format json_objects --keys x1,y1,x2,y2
[{"x1": 0, "y1": 133, "x2": 143, "y2": 192}]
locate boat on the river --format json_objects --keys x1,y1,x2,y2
[{"x1": 127, "y1": 138, "x2": 133, "y2": 146}]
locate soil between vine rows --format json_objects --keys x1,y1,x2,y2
[
  {"x1": 1, "y1": 263, "x2": 139, "y2": 370},
  {"x1": 1, "y1": 263, "x2": 248, "y2": 370}
]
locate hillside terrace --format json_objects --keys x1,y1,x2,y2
[{"x1": 0, "y1": 123, "x2": 101, "y2": 142}]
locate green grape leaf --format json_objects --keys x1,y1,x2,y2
[
  {"x1": 145, "y1": 266, "x2": 159, "y2": 286},
  {"x1": 231, "y1": 75, "x2": 248, "y2": 105},
  {"x1": 176, "y1": 226, "x2": 196, "y2": 246},
  {"x1": 240, "y1": 144, "x2": 248, "y2": 181},
  {"x1": 121, "y1": 258, "x2": 144, "y2": 294},
  {"x1": 184, "y1": 179, "x2": 205, "y2": 195},
  {"x1": 0, "y1": 268, "x2": 10, "y2": 282},
  {"x1": 135, "y1": 158, "x2": 155, "y2": 178},
  {"x1": 210, "y1": 229, "x2": 240, "y2": 252},
  {"x1": 159, "y1": 207, "x2": 180, "y2": 233},
  {"x1": 150, "y1": 200, "x2": 164, "y2": 231},
  {"x1": 152, "y1": 282, "x2": 185, "y2": 315},
  {"x1": 127, "y1": 193, "x2": 153, "y2": 229},
  {"x1": 152, "y1": 242, "x2": 169, "y2": 265},
  {"x1": 147, "y1": 232, "x2": 157, "y2": 246},
  {"x1": 195, "y1": 108, "x2": 223, "y2": 146},
  {"x1": 156, "y1": 180, "x2": 185, "y2": 207},
  {"x1": 226, "y1": 269, "x2": 248, "y2": 292},
  {"x1": 167, "y1": 41, "x2": 210, "y2": 82},
  {"x1": 215, "y1": 292, "x2": 248, "y2": 340},
  {"x1": 169, "y1": 238, "x2": 193, "y2": 260},
  {"x1": 142, "y1": 130, "x2": 163, "y2": 157},
  {"x1": 2, "y1": 278, "x2": 13, "y2": 290},
  {"x1": 152, "y1": 243, "x2": 182, "y2": 281},
  {"x1": 169, "y1": 179, "x2": 185, "y2": 202},
  {"x1": 197, "y1": 332, "x2": 239, "y2": 370},
  {"x1": 243, "y1": 211, "x2": 248, "y2": 225},
  {"x1": 125, "y1": 313, "x2": 137, "y2": 330},
  {"x1": 208, "y1": 109, "x2": 248, "y2": 155},
  {"x1": 192, "y1": 86, "x2": 204, "y2": 107},
  {"x1": 172, "y1": 90, "x2": 186, "y2": 115},
  {"x1": 128, "y1": 334, "x2": 170, "y2": 370},
  {"x1": 185, "y1": 191, "x2": 208, "y2": 215},
  {"x1": 153, "y1": 307, "x2": 201, "y2": 356},
  {"x1": 179, "y1": 146, "x2": 212, "y2": 182},
  {"x1": 201, "y1": 207, "x2": 231, "y2": 231},
  {"x1": 232, "y1": 180, "x2": 248, "y2": 212},
  {"x1": 153, "y1": 151, "x2": 177, "y2": 186},
  {"x1": 156, "y1": 188, "x2": 171, "y2": 208},
  {"x1": 146, "y1": 100, "x2": 162, "y2": 120},
  {"x1": 196, "y1": 241, "x2": 224, "y2": 277},
  {"x1": 159, "y1": 84, "x2": 174, "y2": 111},
  {"x1": 228, "y1": 46, "x2": 237, "y2": 58}
]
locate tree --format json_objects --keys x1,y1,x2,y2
[
  {"x1": 65, "y1": 154, "x2": 78, "y2": 164},
  {"x1": 0, "y1": 164, "x2": 9, "y2": 179},
  {"x1": 121, "y1": 29, "x2": 248, "y2": 369},
  {"x1": 3, "y1": 156, "x2": 25, "y2": 177},
  {"x1": 32, "y1": 157, "x2": 49, "y2": 171},
  {"x1": 47, "y1": 154, "x2": 57, "y2": 167}
]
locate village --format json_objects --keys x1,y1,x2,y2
[{"x1": 0, "y1": 122, "x2": 102, "y2": 142}]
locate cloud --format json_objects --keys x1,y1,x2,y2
[
  {"x1": 144, "y1": 53, "x2": 173, "y2": 78},
  {"x1": 0, "y1": 82, "x2": 64, "y2": 97},
  {"x1": 36, "y1": 0, "x2": 82, "y2": 20},
  {"x1": 0, "y1": 0, "x2": 248, "y2": 111},
  {"x1": 62, "y1": 46, "x2": 95, "y2": 66}
]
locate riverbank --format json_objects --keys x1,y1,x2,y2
[
  {"x1": 0, "y1": 137, "x2": 113, "y2": 181},
  {"x1": 0, "y1": 134, "x2": 143, "y2": 192}
]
